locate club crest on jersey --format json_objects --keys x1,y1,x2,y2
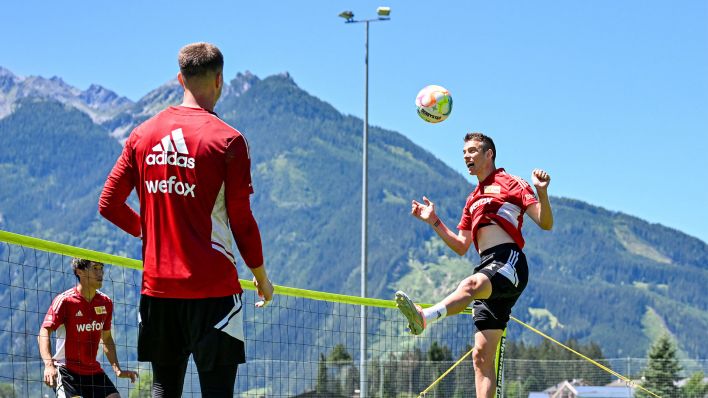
[
  {"x1": 484, "y1": 185, "x2": 501, "y2": 194},
  {"x1": 94, "y1": 306, "x2": 107, "y2": 315},
  {"x1": 146, "y1": 128, "x2": 196, "y2": 169}
]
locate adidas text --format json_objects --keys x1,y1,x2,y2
[
  {"x1": 146, "y1": 152, "x2": 195, "y2": 169},
  {"x1": 145, "y1": 176, "x2": 196, "y2": 197}
]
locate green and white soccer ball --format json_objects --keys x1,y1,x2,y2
[{"x1": 416, "y1": 85, "x2": 453, "y2": 123}]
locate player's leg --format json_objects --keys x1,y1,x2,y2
[
  {"x1": 152, "y1": 359, "x2": 189, "y2": 398},
  {"x1": 472, "y1": 328, "x2": 504, "y2": 398},
  {"x1": 137, "y1": 295, "x2": 190, "y2": 398},
  {"x1": 448, "y1": 242, "x2": 527, "y2": 316},
  {"x1": 440, "y1": 273, "x2": 492, "y2": 314},
  {"x1": 192, "y1": 294, "x2": 245, "y2": 396},
  {"x1": 471, "y1": 244, "x2": 527, "y2": 398},
  {"x1": 197, "y1": 364, "x2": 238, "y2": 398},
  {"x1": 395, "y1": 273, "x2": 491, "y2": 335},
  {"x1": 87, "y1": 370, "x2": 120, "y2": 398}
]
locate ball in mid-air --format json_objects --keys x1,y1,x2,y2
[{"x1": 416, "y1": 85, "x2": 452, "y2": 123}]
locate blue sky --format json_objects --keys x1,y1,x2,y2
[{"x1": 2, "y1": 1, "x2": 707, "y2": 243}]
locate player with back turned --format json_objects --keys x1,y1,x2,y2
[{"x1": 99, "y1": 42, "x2": 274, "y2": 397}]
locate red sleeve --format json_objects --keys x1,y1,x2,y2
[
  {"x1": 225, "y1": 135, "x2": 263, "y2": 268},
  {"x1": 98, "y1": 134, "x2": 141, "y2": 237},
  {"x1": 41, "y1": 295, "x2": 66, "y2": 330},
  {"x1": 518, "y1": 179, "x2": 539, "y2": 210},
  {"x1": 457, "y1": 197, "x2": 473, "y2": 231}
]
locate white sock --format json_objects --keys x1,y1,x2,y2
[{"x1": 423, "y1": 303, "x2": 447, "y2": 325}]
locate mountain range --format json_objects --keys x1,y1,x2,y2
[{"x1": 0, "y1": 66, "x2": 706, "y2": 362}]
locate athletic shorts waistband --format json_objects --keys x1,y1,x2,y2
[{"x1": 480, "y1": 242, "x2": 521, "y2": 257}]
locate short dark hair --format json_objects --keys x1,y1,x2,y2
[
  {"x1": 178, "y1": 42, "x2": 224, "y2": 79},
  {"x1": 71, "y1": 258, "x2": 102, "y2": 279},
  {"x1": 464, "y1": 132, "x2": 496, "y2": 161}
]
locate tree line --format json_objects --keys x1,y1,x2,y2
[{"x1": 312, "y1": 336, "x2": 708, "y2": 398}]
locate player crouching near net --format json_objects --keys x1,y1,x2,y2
[
  {"x1": 395, "y1": 132, "x2": 553, "y2": 398},
  {"x1": 38, "y1": 258, "x2": 137, "y2": 398}
]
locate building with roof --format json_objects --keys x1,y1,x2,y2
[{"x1": 528, "y1": 379, "x2": 635, "y2": 398}]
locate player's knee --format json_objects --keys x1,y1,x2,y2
[
  {"x1": 458, "y1": 275, "x2": 484, "y2": 294},
  {"x1": 472, "y1": 343, "x2": 495, "y2": 370},
  {"x1": 471, "y1": 346, "x2": 486, "y2": 369}
]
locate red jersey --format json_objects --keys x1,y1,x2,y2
[
  {"x1": 457, "y1": 168, "x2": 539, "y2": 251},
  {"x1": 99, "y1": 106, "x2": 263, "y2": 299},
  {"x1": 42, "y1": 288, "x2": 112, "y2": 375}
]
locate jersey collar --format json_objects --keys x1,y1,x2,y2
[{"x1": 480, "y1": 168, "x2": 505, "y2": 186}]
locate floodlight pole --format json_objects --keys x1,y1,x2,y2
[
  {"x1": 361, "y1": 19, "x2": 369, "y2": 398},
  {"x1": 340, "y1": 10, "x2": 390, "y2": 398}
]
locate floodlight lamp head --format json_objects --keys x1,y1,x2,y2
[
  {"x1": 376, "y1": 6, "x2": 391, "y2": 18},
  {"x1": 339, "y1": 10, "x2": 354, "y2": 22}
]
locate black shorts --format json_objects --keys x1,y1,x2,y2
[
  {"x1": 56, "y1": 366, "x2": 117, "y2": 398},
  {"x1": 473, "y1": 243, "x2": 529, "y2": 331},
  {"x1": 138, "y1": 294, "x2": 246, "y2": 371}
]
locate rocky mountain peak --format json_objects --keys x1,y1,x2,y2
[
  {"x1": 228, "y1": 71, "x2": 260, "y2": 97},
  {"x1": 0, "y1": 66, "x2": 134, "y2": 122},
  {"x1": 79, "y1": 84, "x2": 132, "y2": 109},
  {"x1": 0, "y1": 67, "x2": 21, "y2": 93}
]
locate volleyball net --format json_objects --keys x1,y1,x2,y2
[{"x1": 1, "y1": 230, "x2": 701, "y2": 397}]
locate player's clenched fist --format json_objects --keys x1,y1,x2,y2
[{"x1": 531, "y1": 169, "x2": 551, "y2": 190}]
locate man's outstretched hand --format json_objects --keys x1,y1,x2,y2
[{"x1": 411, "y1": 196, "x2": 437, "y2": 225}]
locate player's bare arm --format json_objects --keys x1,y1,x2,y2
[
  {"x1": 101, "y1": 330, "x2": 138, "y2": 383},
  {"x1": 411, "y1": 196, "x2": 474, "y2": 256},
  {"x1": 38, "y1": 327, "x2": 57, "y2": 387},
  {"x1": 526, "y1": 169, "x2": 554, "y2": 230}
]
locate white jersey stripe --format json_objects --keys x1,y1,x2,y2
[
  {"x1": 509, "y1": 173, "x2": 531, "y2": 188},
  {"x1": 54, "y1": 324, "x2": 67, "y2": 363},
  {"x1": 212, "y1": 243, "x2": 235, "y2": 263},
  {"x1": 51, "y1": 290, "x2": 74, "y2": 313},
  {"x1": 210, "y1": 182, "x2": 239, "y2": 267},
  {"x1": 497, "y1": 202, "x2": 522, "y2": 229}
]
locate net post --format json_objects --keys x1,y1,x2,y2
[{"x1": 495, "y1": 328, "x2": 507, "y2": 398}]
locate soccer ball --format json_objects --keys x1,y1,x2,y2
[{"x1": 416, "y1": 85, "x2": 453, "y2": 123}]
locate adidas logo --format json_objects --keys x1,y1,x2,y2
[
  {"x1": 146, "y1": 128, "x2": 196, "y2": 169},
  {"x1": 75, "y1": 310, "x2": 83, "y2": 317}
]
